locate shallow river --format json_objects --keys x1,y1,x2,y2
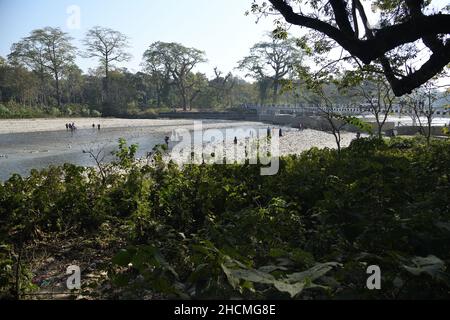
[{"x1": 0, "y1": 119, "x2": 269, "y2": 181}]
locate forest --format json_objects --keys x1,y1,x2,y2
[{"x1": 0, "y1": 27, "x2": 317, "y2": 119}]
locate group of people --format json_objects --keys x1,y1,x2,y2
[
  {"x1": 65, "y1": 122, "x2": 102, "y2": 131},
  {"x1": 65, "y1": 122, "x2": 77, "y2": 131}
]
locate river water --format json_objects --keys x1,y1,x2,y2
[{"x1": 0, "y1": 119, "x2": 269, "y2": 181}]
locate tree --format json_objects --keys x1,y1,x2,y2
[
  {"x1": 406, "y1": 83, "x2": 439, "y2": 145},
  {"x1": 9, "y1": 30, "x2": 53, "y2": 105},
  {"x1": 343, "y1": 73, "x2": 396, "y2": 139},
  {"x1": 0, "y1": 61, "x2": 40, "y2": 106},
  {"x1": 141, "y1": 46, "x2": 172, "y2": 109},
  {"x1": 83, "y1": 26, "x2": 131, "y2": 112},
  {"x1": 209, "y1": 68, "x2": 235, "y2": 108},
  {"x1": 143, "y1": 42, "x2": 207, "y2": 111},
  {"x1": 238, "y1": 35, "x2": 303, "y2": 104},
  {"x1": 249, "y1": 0, "x2": 450, "y2": 97},
  {"x1": 62, "y1": 64, "x2": 85, "y2": 104},
  {"x1": 9, "y1": 27, "x2": 76, "y2": 108}
]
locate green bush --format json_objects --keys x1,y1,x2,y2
[
  {"x1": 1, "y1": 138, "x2": 450, "y2": 299},
  {"x1": 0, "y1": 102, "x2": 104, "y2": 119},
  {"x1": 91, "y1": 109, "x2": 102, "y2": 117},
  {"x1": 0, "y1": 104, "x2": 11, "y2": 117}
]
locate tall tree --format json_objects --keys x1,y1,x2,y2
[
  {"x1": 141, "y1": 47, "x2": 172, "y2": 109},
  {"x1": 8, "y1": 28, "x2": 73, "y2": 106},
  {"x1": 238, "y1": 35, "x2": 303, "y2": 104},
  {"x1": 83, "y1": 26, "x2": 131, "y2": 112},
  {"x1": 250, "y1": 0, "x2": 450, "y2": 97},
  {"x1": 143, "y1": 42, "x2": 207, "y2": 111},
  {"x1": 38, "y1": 28, "x2": 75, "y2": 107}
]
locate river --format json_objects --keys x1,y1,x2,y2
[{"x1": 0, "y1": 118, "x2": 270, "y2": 181}]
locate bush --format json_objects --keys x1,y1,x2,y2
[
  {"x1": 91, "y1": 109, "x2": 102, "y2": 117},
  {"x1": 0, "y1": 102, "x2": 102, "y2": 119},
  {"x1": 0, "y1": 104, "x2": 11, "y2": 117},
  {"x1": 1, "y1": 138, "x2": 450, "y2": 299}
]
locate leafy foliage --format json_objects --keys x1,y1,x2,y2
[{"x1": 1, "y1": 137, "x2": 450, "y2": 299}]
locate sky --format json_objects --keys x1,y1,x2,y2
[{"x1": 0, "y1": 0, "x2": 275, "y2": 78}]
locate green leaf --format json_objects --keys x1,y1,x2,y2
[
  {"x1": 403, "y1": 255, "x2": 447, "y2": 280},
  {"x1": 286, "y1": 262, "x2": 341, "y2": 283},
  {"x1": 273, "y1": 281, "x2": 305, "y2": 298},
  {"x1": 112, "y1": 249, "x2": 133, "y2": 267}
]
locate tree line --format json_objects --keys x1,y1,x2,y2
[
  {"x1": 0, "y1": 25, "x2": 447, "y2": 123},
  {"x1": 0, "y1": 27, "x2": 313, "y2": 118}
]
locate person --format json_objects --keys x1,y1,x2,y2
[
  {"x1": 164, "y1": 136, "x2": 170, "y2": 146},
  {"x1": 92, "y1": 123, "x2": 95, "y2": 129},
  {"x1": 279, "y1": 128, "x2": 283, "y2": 137},
  {"x1": 234, "y1": 137, "x2": 238, "y2": 145},
  {"x1": 68, "y1": 123, "x2": 73, "y2": 131},
  {"x1": 65, "y1": 123, "x2": 69, "y2": 131},
  {"x1": 356, "y1": 132, "x2": 361, "y2": 139},
  {"x1": 97, "y1": 124, "x2": 101, "y2": 130},
  {"x1": 267, "y1": 126, "x2": 271, "y2": 138}
]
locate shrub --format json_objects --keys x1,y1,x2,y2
[
  {"x1": 0, "y1": 104, "x2": 11, "y2": 117},
  {"x1": 1, "y1": 138, "x2": 450, "y2": 299}
]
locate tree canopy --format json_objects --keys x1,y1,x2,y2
[
  {"x1": 9, "y1": 27, "x2": 76, "y2": 107},
  {"x1": 239, "y1": 35, "x2": 304, "y2": 104},
  {"x1": 142, "y1": 42, "x2": 207, "y2": 111},
  {"x1": 249, "y1": 0, "x2": 450, "y2": 96}
]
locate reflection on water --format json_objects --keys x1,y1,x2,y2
[{"x1": 0, "y1": 120, "x2": 268, "y2": 181}]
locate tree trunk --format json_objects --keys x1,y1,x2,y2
[
  {"x1": 272, "y1": 79, "x2": 279, "y2": 104},
  {"x1": 180, "y1": 84, "x2": 188, "y2": 111},
  {"x1": 55, "y1": 71, "x2": 61, "y2": 108},
  {"x1": 103, "y1": 57, "x2": 111, "y2": 115}
]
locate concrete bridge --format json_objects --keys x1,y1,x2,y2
[{"x1": 242, "y1": 103, "x2": 450, "y2": 117}]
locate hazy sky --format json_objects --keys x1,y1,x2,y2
[
  {"x1": 0, "y1": 0, "x2": 448, "y2": 82},
  {"x1": 0, "y1": 0, "x2": 276, "y2": 78}
]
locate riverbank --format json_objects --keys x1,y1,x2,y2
[{"x1": 0, "y1": 118, "x2": 194, "y2": 134}]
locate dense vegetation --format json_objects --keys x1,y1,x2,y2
[{"x1": 1, "y1": 137, "x2": 449, "y2": 299}]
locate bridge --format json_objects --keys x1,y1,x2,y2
[{"x1": 241, "y1": 103, "x2": 449, "y2": 117}]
